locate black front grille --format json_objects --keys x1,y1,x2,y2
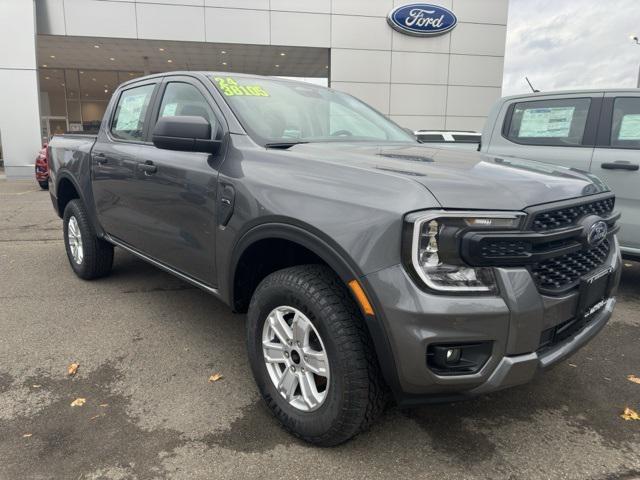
[
  {"x1": 531, "y1": 198, "x2": 615, "y2": 231},
  {"x1": 480, "y1": 239, "x2": 532, "y2": 257},
  {"x1": 531, "y1": 240, "x2": 610, "y2": 292}
]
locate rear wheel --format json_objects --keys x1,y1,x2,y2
[
  {"x1": 246, "y1": 265, "x2": 387, "y2": 446},
  {"x1": 63, "y1": 199, "x2": 114, "y2": 280}
]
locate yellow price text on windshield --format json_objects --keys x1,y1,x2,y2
[{"x1": 214, "y1": 77, "x2": 270, "y2": 97}]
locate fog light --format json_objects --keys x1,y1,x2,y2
[
  {"x1": 445, "y1": 348, "x2": 461, "y2": 364},
  {"x1": 427, "y1": 342, "x2": 492, "y2": 376}
]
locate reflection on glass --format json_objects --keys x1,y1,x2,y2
[{"x1": 39, "y1": 69, "x2": 146, "y2": 133}]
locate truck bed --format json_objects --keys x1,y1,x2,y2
[{"x1": 48, "y1": 133, "x2": 98, "y2": 217}]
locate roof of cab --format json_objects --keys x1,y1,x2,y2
[{"x1": 499, "y1": 88, "x2": 640, "y2": 103}]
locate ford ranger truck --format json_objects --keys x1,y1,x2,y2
[{"x1": 47, "y1": 72, "x2": 622, "y2": 446}]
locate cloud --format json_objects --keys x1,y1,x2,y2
[{"x1": 503, "y1": 0, "x2": 640, "y2": 95}]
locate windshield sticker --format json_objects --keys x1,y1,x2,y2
[
  {"x1": 213, "y1": 77, "x2": 269, "y2": 97},
  {"x1": 519, "y1": 107, "x2": 575, "y2": 138},
  {"x1": 619, "y1": 114, "x2": 640, "y2": 140},
  {"x1": 115, "y1": 93, "x2": 148, "y2": 131}
]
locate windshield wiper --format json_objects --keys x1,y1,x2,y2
[{"x1": 265, "y1": 141, "x2": 309, "y2": 149}]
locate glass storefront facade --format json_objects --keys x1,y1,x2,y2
[{"x1": 38, "y1": 69, "x2": 144, "y2": 142}]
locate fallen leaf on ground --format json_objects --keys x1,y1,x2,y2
[
  {"x1": 621, "y1": 407, "x2": 640, "y2": 421},
  {"x1": 67, "y1": 362, "x2": 79, "y2": 376},
  {"x1": 90, "y1": 414, "x2": 104, "y2": 421},
  {"x1": 99, "y1": 403, "x2": 109, "y2": 408},
  {"x1": 627, "y1": 374, "x2": 640, "y2": 385},
  {"x1": 22, "y1": 433, "x2": 32, "y2": 438},
  {"x1": 568, "y1": 363, "x2": 577, "y2": 368},
  {"x1": 208, "y1": 373, "x2": 224, "y2": 383},
  {"x1": 70, "y1": 398, "x2": 86, "y2": 407},
  {"x1": 31, "y1": 384, "x2": 41, "y2": 389},
  {"x1": 624, "y1": 263, "x2": 633, "y2": 267}
]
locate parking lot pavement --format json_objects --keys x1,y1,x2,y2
[{"x1": 0, "y1": 179, "x2": 639, "y2": 480}]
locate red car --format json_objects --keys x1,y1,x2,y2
[{"x1": 35, "y1": 143, "x2": 49, "y2": 190}]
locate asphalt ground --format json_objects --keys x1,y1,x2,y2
[{"x1": 0, "y1": 179, "x2": 639, "y2": 480}]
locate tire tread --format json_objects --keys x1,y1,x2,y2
[
  {"x1": 63, "y1": 199, "x2": 113, "y2": 280},
  {"x1": 248, "y1": 264, "x2": 388, "y2": 446}
]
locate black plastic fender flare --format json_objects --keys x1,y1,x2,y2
[{"x1": 227, "y1": 222, "x2": 403, "y2": 397}]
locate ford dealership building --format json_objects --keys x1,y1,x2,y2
[{"x1": 0, "y1": 0, "x2": 508, "y2": 178}]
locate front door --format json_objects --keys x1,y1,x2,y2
[
  {"x1": 591, "y1": 95, "x2": 640, "y2": 254},
  {"x1": 125, "y1": 77, "x2": 225, "y2": 285},
  {"x1": 91, "y1": 81, "x2": 159, "y2": 243}
]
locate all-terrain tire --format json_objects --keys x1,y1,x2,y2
[
  {"x1": 63, "y1": 199, "x2": 114, "y2": 280},
  {"x1": 247, "y1": 264, "x2": 387, "y2": 446}
]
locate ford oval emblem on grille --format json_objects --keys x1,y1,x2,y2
[
  {"x1": 587, "y1": 220, "x2": 608, "y2": 247},
  {"x1": 387, "y1": 3, "x2": 458, "y2": 37}
]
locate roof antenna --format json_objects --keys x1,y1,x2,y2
[{"x1": 525, "y1": 76, "x2": 540, "y2": 93}]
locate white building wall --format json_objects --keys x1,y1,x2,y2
[
  {"x1": 36, "y1": 0, "x2": 507, "y2": 133},
  {"x1": 0, "y1": 0, "x2": 42, "y2": 178},
  {"x1": 11, "y1": 0, "x2": 508, "y2": 179}
]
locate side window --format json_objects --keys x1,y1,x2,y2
[
  {"x1": 110, "y1": 84, "x2": 155, "y2": 141},
  {"x1": 611, "y1": 97, "x2": 640, "y2": 149},
  {"x1": 505, "y1": 98, "x2": 591, "y2": 146},
  {"x1": 157, "y1": 82, "x2": 217, "y2": 137}
]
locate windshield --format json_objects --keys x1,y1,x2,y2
[{"x1": 210, "y1": 76, "x2": 416, "y2": 146}]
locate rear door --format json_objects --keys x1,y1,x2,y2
[
  {"x1": 123, "y1": 75, "x2": 227, "y2": 285},
  {"x1": 591, "y1": 94, "x2": 640, "y2": 254},
  {"x1": 486, "y1": 94, "x2": 602, "y2": 171},
  {"x1": 91, "y1": 80, "x2": 160, "y2": 242}
]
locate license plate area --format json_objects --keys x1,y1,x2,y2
[{"x1": 576, "y1": 267, "x2": 612, "y2": 317}]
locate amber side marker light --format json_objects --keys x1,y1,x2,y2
[{"x1": 348, "y1": 280, "x2": 375, "y2": 316}]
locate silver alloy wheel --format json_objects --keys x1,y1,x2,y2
[
  {"x1": 67, "y1": 216, "x2": 84, "y2": 265},
  {"x1": 262, "y1": 306, "x2": 330, "y2": 412}
]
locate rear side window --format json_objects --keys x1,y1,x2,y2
[
  {"x1": 505, "y1": 98, "x2": 591, "y2": 146},
  {"x1": 611, "y1": 97, "x2": 640, "y2": 149},
  {"x1": 157, "y1": 82, "x2": 217, "y2": 134},
  {"x1": 110, "y1": 84, "x2": 155, "y2": 141}
]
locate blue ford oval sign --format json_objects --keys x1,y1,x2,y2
[{"x1": 387, "y1": 3, "x2": 457, "y2": 37}]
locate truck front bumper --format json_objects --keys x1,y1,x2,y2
[{"x1": 363, "y1": 244, "x2": 621, "y2": 406}]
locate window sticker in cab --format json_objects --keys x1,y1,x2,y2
[{"x1": 213, "y1": 77, "x2": 269, "y2": 97}]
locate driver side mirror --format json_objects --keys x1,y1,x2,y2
[{"x1": 152, "y1": 116, "x2": 221, "y2": 154}]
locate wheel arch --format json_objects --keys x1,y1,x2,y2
[
  {"x1": 54, "y1": 171, "x2": 106, "y2": 238},
  {"x1": 227, "y1": 222, "x2": 402, "y2": 395},
  {"x1": 54, "y1": 173, "x2": 83, "y2": 218}
]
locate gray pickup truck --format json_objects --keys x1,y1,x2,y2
[{"x1": 48, "y1": 72, "x2": 621, "y2": 446}]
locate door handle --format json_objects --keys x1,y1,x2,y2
[
  {"x1": 94, "y1": 153, "x2": 107, "y2": 165},
  {"x1": 601, "y1": 161, "x2": 639, "y2": 171},
  {"x1": 137, "y1": 161, "x2": 157, "y2": 174}
]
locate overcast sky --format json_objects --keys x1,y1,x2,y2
[{"x1": 503, "y1": 0, "x2": 640, "y2": 95}]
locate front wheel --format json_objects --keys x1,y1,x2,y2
[
  {"x1": 63, "y1": 199, "x2": 114, "y2": 280},
  {"x1": 246, "y1": 265, "x2": 387, "y2": 446},
  {"x1": 38, "y1": 180, "x2": 49, "y2": 190}
]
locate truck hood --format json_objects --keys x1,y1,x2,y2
[{"x1": 286, "y1": 142, "x2": 609, "y2": 210}]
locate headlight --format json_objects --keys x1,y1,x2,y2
[{"x1": 403, "y1": 211, "x2": 524, "y2": 293}]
